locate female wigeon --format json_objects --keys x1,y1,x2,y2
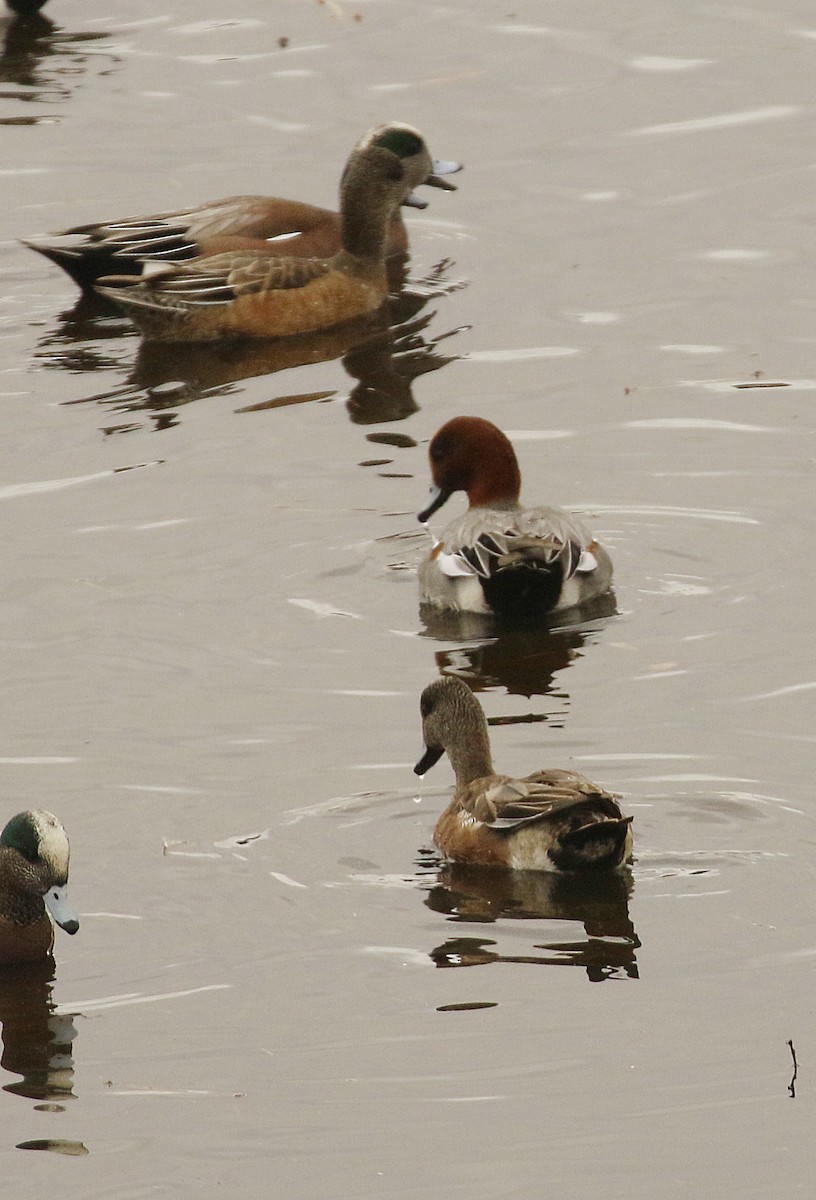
[
  {"x1": 415, "y1": 676, "x2": 633, "y2": 871},
  {"x1": 417, "y1": 416, "x2": 613, "y2": 623},
  {"x1": 24, "y1": 124, "x2": 459, "y2": 290},
  {"x1": 0, "y1": 810, "x2": 79, "y2": 964}
]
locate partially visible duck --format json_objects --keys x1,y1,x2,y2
[
  {"x1": 7, "y1": 0, "x2": 49, "y2": 12},
  {"x1": 0, "y1": 810, "x2": 79, "y2": 964},
  {"x1": 25, "y1": 123, "x2": 460, "y2": 291},
  {"x1": 417, "y1": 416, "x2": 613, "y2": 623},
  {"x1": 415, "y1": 676, "x2": 633, "y2": 872}
]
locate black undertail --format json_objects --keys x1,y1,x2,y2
[
  {"x1": 549, "y1": 816, "x2": 633, "y2": 872},
  {"x1": 27, "y1": 224, "x2": 200, "y2": 290},
  {"x1": 480, "y1": 558, "x2": 565, "y2": 624}
]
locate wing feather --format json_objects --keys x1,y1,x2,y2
[
  {"x1": 463, "y1": 771, "x2": 623, "y2": 830},
  {"x1": 98, "y1": 251, "x2": 332, "y2": 313},
  {"x1": 436, "y1": 506, "x2": 596, "y2": 583}
]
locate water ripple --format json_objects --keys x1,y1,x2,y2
[{"x1": 623, "y1": 105, "x2": 801, "y2": 138}]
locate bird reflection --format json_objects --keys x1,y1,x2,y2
[
  {"x1": 37, "y1": 262, "x2": 466, "y2": 431},
  {"x1": 0, "y1": 959, "x2": 77, "y2": 1102},
  {"x1": 1, "y1": 8, "x2": 112, "y2": 107},
  {"x1": 421, "y1": 599, "x2": 617, "y2": 702},
  {"x1": 425, "y1": 864, "x2": 639, "y2": 981}
]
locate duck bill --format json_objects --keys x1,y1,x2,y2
[
  {"x1": 402, "y1": 192, "x2": 429, "y2": 210},
  {"x1": 403, "y1": 160, "x2": 462, "y2": 208},
  {"x1": 414, "y1": 744, "x2": 445, "y2": 776},
  {"x1": 426, "y1": 159, "x2": 462, "y2": 189},
  {"x1": 418, "y1": 484, "x2": 452, "y2": 523},
  {"x1": 44, "y1": 885, "x2": 80, "y2": 935}
]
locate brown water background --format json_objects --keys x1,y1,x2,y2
[{"x1": 2, "y1": 1, "x2": 816, "y2": 1195}]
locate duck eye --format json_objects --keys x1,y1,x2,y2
[
  {"x1": 430, "y1": 434, "x2": 453, "y2": 463},
  {"x1": 375, "y1": 128, "x2": 424, "y2": 159}
]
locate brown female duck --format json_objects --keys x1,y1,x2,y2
[{"x1": 415, "y1": 677, "x2": 632, "y2": 871}]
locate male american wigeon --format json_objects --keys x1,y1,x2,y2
[
  {"x1": 417, "y1": 416, "x2": 613, "y2": 623},
  {"x1": 0, "y1": 810, "x2": 79, "y2": 964},
  {"x1": 415, "y1": 676, "x2": 633, "y2": 872},
  {"x1": 92, "y1": 124, "x2": 458, "y2": 341},
  {"x1": 24, "y1": 124, "x2": 459, "y2": 289}
]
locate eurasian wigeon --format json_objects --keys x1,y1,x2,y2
[
  {"x1": 0, "y1": 810, "x2": 79, "y2": 964},
  {"x1": 415, "y1": 676, "x2": 633, "y2": 872},
  {"x1": 24, "y1": 123, "x2": 460, "y2": 290},
  {"x1": 417, "y1": 416, "x2": 613, "y2": 623}
]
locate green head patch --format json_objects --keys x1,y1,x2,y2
[{"x1": 374, "y1": 127, "x2": 424, "y2": 160}]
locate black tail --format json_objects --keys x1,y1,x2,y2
[
  {"x1": 24, "y1": 240, "x2": 143, "y2": 289},
  {"x1": 550, "y1": 816, "x2": 633, "y2": 871},
  {"x1": 481, "y1": 561, "x2": 564, "y2": 625}
]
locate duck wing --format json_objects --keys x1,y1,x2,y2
[
  {"x1": 31, "y1": 197, "x2": 320, "y2": 263},
  {"x1": 464, "y1": 771, "x2": 624, "y2": 830},
  {"x1": 436, "y1": 506, "x2": 598, "y2": 584},
  {"x1": 97, "y1": 251, "x2": 333, "y2": 313}
]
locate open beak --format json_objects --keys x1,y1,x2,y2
[
  {"x1": 403, "y1": 158, "x2": 463, "y2": 208},
  {"x1": 424, "y1": 158, "x2": 463, "y2": 191}
]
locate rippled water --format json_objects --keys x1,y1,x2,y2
[{"x1": 2, "y1": 2, "x2": 816, "y2": 1196}]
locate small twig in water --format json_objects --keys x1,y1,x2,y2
[{"x1": 787, "y1": 1039, "x2": 798, "y2": 1099}]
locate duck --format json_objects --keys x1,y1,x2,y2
[
  {"x1": 93, "y1": 124, "x2": 458, "y2": 341},
  {"x1": 6, "y1": 0, "x2": 49, "y2": 13},
  {"x1": 0, "y1": 810, "x2": 79, "y2": 964},
  {"x1": 25, "y1": 121, "x2": 460, "y2": 293},
  {"x1": 414, "y1": 676, "x2": 633, "y2": 872},
  {"x1": 416, "y1": 416, "x2": 613, "y2": 623}
]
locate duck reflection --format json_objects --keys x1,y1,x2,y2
[
  {"x1": 425, "y1": 864, "x2": 639, "y2": 981},
  {"x1": 38, "y1": 262, "x2": 465, "y2": 431},
  {"x1": 54, "y1": 306, "x2": 463, "y2": 433},
  {"x1": 421, "y1": 600, "x2": 617, "y2": 703},
  {"x1": 0, "y1": 959, "x2": 77, "y2": 1102},
  {"x1": 1, "y1": 8, "x2": 112, "y2": 108}
]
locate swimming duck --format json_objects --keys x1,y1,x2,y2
[
  {"x1": 0, "y1": 810, "x2": 79, "y2": 964},
  {"x1": 417, "y1": 416, "x2": 613, "y2": 623},
  {"x1": 415, "y1": 676, "x2": 633, "y2": 871},
  {"x1": 93, "y1": 124, "x2": 457, "y2": 341},
  {"x1": 24, "y1": 123, "x2": 458, "y2": 290},
  {"x1": 34, "y1": 128, "x2": 457, "y2": 342}
]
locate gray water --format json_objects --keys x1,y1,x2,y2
[{"x1": 1, "y1": 1, "x2": 815, "y2": 1196}]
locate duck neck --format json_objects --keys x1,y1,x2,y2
[
  {"x1": 340, "y1": 170, "x2": 396, "y2": 261},
  {"x1": 447, "y1": 716, "x2": 494, "y2": 787},
  {"x1": 0, "y1": 849, "x2": 46, "y2": 925},
  {"x1": 466, "y1": 441, "x2": 522, "y2": 509}
]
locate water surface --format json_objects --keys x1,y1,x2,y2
[{"x1": 2, "y1": 2, "x2": 815, "y2": 1196}]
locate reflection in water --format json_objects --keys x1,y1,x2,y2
[
  {"x1": 424, "y1": 600, "x2": 617, "y2": 701},
  {"x1": 425, "y1": 864, "x2": 639, "y2": 982},
  {"x1": 344, "y1": 313, "x2": 462, "y2": 426},
  {"x1": 0, "y1": 10, "x2": 112, "y2": 110},
  {"x1": 0, "y1": 958, "x2": 77, "y2": 1102},
  {"x1": 38, "y1": 263, "x2": 467, "y2": 431},
  {"x1": 17, "y1": 1137, "x2": 89, "y2": 1154}
]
